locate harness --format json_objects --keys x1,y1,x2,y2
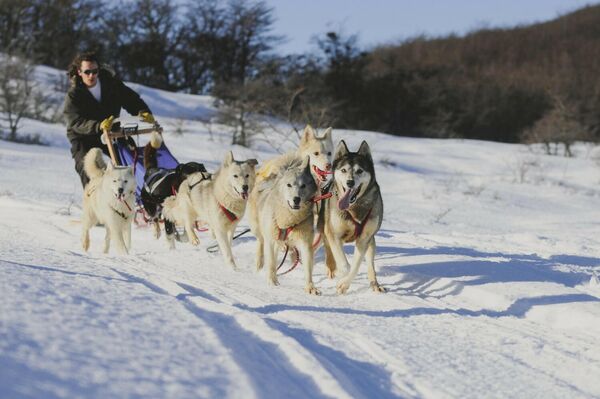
[
  {"x1": 347, "y1": 207, "x2": 373, "y2": 240},
  {"x1": 219, "y1": 203, "x2": 239, "y2": 222},
  {"x1": 276, "y1": 224, "x2": 300, "y2": 275},
  {"x1": 144, "y1": 169, "x2": 177, "y2": 197}
]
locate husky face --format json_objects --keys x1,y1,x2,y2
[
  {"x1": 104, "y1": 165, "x2": 135, "y2": 201},
  {"x1": 298, "y1": 125, "x2": 334, "y2": 184},
  {"x1": 222, "y1": 151, "x2": 257, "y2": 200},
  {"x1": 333, "y1": 140, "x2": 375, "y2": 211},
  {"x1": 280, "y1": 156, "x2": 317, "y2": 211}
]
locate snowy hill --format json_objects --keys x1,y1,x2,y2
[{"x1": 1, "y1": 66, "x2": 600, "y2": 398}]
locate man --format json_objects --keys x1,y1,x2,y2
[{"x1": 63, "y1": 51, "x2": 155, "y2": 187}]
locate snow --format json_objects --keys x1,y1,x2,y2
[{"x1": 1, "y1": 65, "x2": 600, "y2": 399}]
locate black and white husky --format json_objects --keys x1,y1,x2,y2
[{"x1": 321, "y1": 140, "x2": 385, "y2": 294}]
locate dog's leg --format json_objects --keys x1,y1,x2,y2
[
  {"x1": 124, "y1": 220, "x2": 132, "y2": 252},
  {"x1": 214, "y1": 227, "x2": 237, "y2": 270},
  {"x1": 327, "y1": 230, "x2": 350, "y2": 277},
  {"x1": 109, "y1": 222, "x2": 128, "y2": 255},
  {"x1": 322, "y1": 234, "x2": 337, "y2": 279},
  {"x1": 103, "y1": 226, "x2": 111, "y2": 254},
  {"x1": 81, "y1": 209, "x2": 94, "y2": 252},
  {"x1": 366, "y1": 237, "x2": 385, "y2": 293},
  {"x1": 164, "y1": 220, "x2": 176, "y2": 250},
  {"x1": 255, "y1": 230, "x2": 264, "y2": 271},
  {"x1": 337, "y1": 237, "x2": 369, "y2": 294},
  {"x1": 265, "y1": 240, "x2": 279, "y2": 286},
  {"x1": 184, "y1": 219, "x2": 199, "y2": 246},
  {"x1": 153, "y1": 220, "x2": 161, "y2": 239},
  {"x1": 297, "y1": 241, "x2": 320, "y2": 295}
]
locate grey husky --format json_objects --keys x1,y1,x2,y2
[
  {"x1": 248, "y1": 156, "x2": 320, "y2": 294},
  {"x1": 321, "y1": 140, "x2": 385, "y2": 294}
]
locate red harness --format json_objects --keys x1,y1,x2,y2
[
  {"x1": 219, "y1": 203, "x2": 239, "y2": 222},
  {"x1": 348, "y1": 207, "x2": 373, "y2": 240}
]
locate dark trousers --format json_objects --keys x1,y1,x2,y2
[{"x1": 70, "y1": 135, "x2": 110, "y2": 187}]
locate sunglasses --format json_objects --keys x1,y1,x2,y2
[{"x1": 81, "y1": 68, "x2": 99, "y2": 75}]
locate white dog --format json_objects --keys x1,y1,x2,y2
[
  {"x1": 162, "y1": 151, "x2": 257, "y2": 269},
  {"x1": 81, "y1": 148, "x2": 136, "y2": 255},
  {"x1": 248, "y1": 156, "x2": 320, "y2": 294},
  {"x1": 257, "y1": 125, "x2": 334, "y2": 186}
]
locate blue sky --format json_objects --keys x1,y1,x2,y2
[{"x1": 265, "y1": 0, "x2": 597, "y2": 54}]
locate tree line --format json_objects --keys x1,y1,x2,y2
[{"x1": 1, "y1": 0, "x2": 599, "y2": 152}]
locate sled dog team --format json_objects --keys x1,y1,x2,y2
[{"x1": 81, "y1": 125, "x2": 384, "y2": 294}]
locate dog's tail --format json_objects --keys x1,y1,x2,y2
[
  {"x1": 83, "y1": 148, "x2": 106, "y2": 180},
  {"x1": 144, "y1": 131, "x2": 163, "y2": 170}
]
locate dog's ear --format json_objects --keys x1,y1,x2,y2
[
  {"x1": 335, "y1": 140, "x2": 349, "y2": 160},
  {"x1": 357, "y1": 140, "x2": 372, "y2": 160},
  {"x1": 246, "y1": 158, "x2": 258, "y2": 168},
  {"x1": 301, "y1": 125, "x2": 316, "y2": 144},
  {"x1": 300, "y1": 155, "x2": 311, "y2": 173},
  {"x1": 224, "y1": 151, "x2": 234, "y2": 166},
  {"x1": 322, "y1": 127, "x2": 332, "y2": 142}
]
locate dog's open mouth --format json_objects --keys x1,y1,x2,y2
[
  {"x1": 235, "y1": 187, "x2": 249, "y2": 200},
  {"x1": 313, "y1": 165, "x2": 332, "y2": 182},
  {"x1": 337, "y1": 184, "x2": 362, "y2": 210}
]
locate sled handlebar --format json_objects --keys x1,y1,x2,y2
[{"x1": 102, "y1": 122, "x2": 163, "y2": 166}]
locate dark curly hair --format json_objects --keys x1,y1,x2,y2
[{"x1": 67, "y1": 51, "x2": 100, "y2": 84}]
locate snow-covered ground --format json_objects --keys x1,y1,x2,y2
[{"x1": 1, "y1": 66, "x2": 600, "y2": 398}]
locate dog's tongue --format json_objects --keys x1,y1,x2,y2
[{"x1": 337, "y1": 187, "x2": 356, "y2": 210}]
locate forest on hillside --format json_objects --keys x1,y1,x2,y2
[{"x1": 1, "y1": 0, "x2": 599, "y2": 151}]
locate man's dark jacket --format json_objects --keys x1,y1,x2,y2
[
  {"x1": 64, "y1": 68, "x2": 150, "y2": 143},
  {"x1": 63, "y1": 68, "x2": 151, "y2": 186}
]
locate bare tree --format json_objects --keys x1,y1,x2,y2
[
  {"x1": 522, "y1": 92, "x2": 590, "y2": 157},
  {"x1": 0, "y1": 54, "x2": 35, "y2": 142}
]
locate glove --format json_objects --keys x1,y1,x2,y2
[
  {"x1": 139, "y1": 111, "x2": 155, "y2": 124},
  {"x1": 99, "y1": 115, "x2": 114, "y2": 132}
]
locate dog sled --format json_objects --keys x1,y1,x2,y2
[{"x1": 101, "y1": 121, "x2": 249, "y2": 250}]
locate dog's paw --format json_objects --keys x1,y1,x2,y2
[
  {"x1": 268, "y1": 276, "x2": 280, "y2": 286},
  {"x1": 370, "y1": 281, "x2": 386, "y2": 293},
  {"x1": 327, "y1": 268, "x2": 336, "y2": 279},
  {"x1": 191, "y1": 237, "x2": 200, "y2": 246},
  {"x1": 153, "y1": 224, "x2": 161, "y2": 239},
  {"x1": 336, "y1": 280, "x2": 350, "y2": 295},
  {"x1": 305, "y1": 283, "x2": 321, "y2": 296}
]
